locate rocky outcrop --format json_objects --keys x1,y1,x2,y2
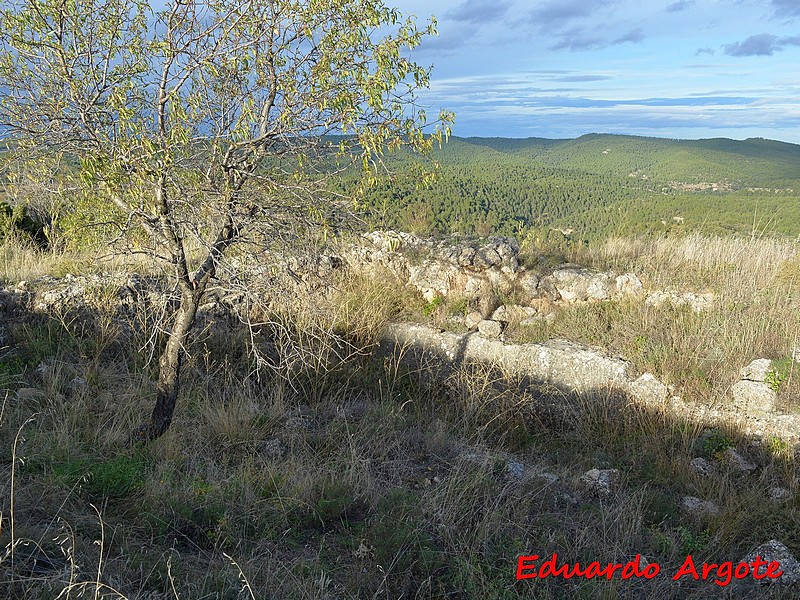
[
  {"x1": 731, "y1": 358, "x2": 778, "y2": 418},
  {"x1": 476, "y1": 319, "x2": 503, "y2": 339},
  {"x1": 352, "y1": 231, "x2": 521, "y2": 307},
  {"x1": 383, "y1": 322, "x2": 634, "y2": 395},
  {"x1": 350, "y1": 231, "x2": 645, "y2": 312},
  {"x1": 627, "y1": 373, "x2": 669, "y2": 405},
  {"x1": 741, "y1": 540, "x2": 800, "y2": 585},
  {"x1": 538, "y1": 266, "x2": 643, "y2": 303},
  {"x1": 645, "y1": 289, "x2": 714, "y2": 312},
  {"x1": 380, "y1": 321, "x2": 800, "y2": 446}
]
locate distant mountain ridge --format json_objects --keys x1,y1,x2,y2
[
  {"x1": 362, "y1": 133, "x2": 800, "y2": 240},
  {"x1": 435, "y1": 134, "x2": 800, "y2": 189}
]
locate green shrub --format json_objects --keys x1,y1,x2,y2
[
  {"x1": 677, "y1": 526, "x2": 711, "y2": 554},
  {"x1": 765, "y1": 357, "x2": 793, "y2": 393},
  {"x1": 701, "y1": 429, "x2": 733, "y2": 457},
  {"x1": 422, "y1": 294, "x2": 444, "y2": 316},
  {"x1": 0, "y1": 200, "x2": 46, "y2": 245}
]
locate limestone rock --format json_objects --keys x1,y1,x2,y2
[
  {"x1": 741, "y1": 540, "x2": 800, "y2": 585},
  {"x1": 680, "y1": 495, "x2": 720, "y2": 516},
  {"x1": 516, "y1": 271, "x2": 540, "y2": 301},
  {"x1": 614, "y1": 273, "x2": 644, "y2": 298},
  {"x1": 477, "y1": 319, "x2": 503, "y2": 339},
  {"x1": 690, "y1": 457, "x2": 714, "y2": 477},
  {"x1": 456, "y1": 247, "x2": 475, "y2": 267},
  {"x1": 491, "y1": 304, "x2": 536, "y2": 324},
  {"x1": 645, "y1": 290, "x2": 714, "y2": 312},
  {"x1": 579, "y1": 468, "x2": 620, "y2": 497},
  {"x1": 769, "y1": 487, "x2": 791, "y2": 503},
  {"x1": 408, "y1": 260, "x2": 460, "y2": 300},
  {"x1": 542, "y1": 266, "x2": 615, "y2": 303},
  {"x1": 721, "y1": 447, "x2": 756, "y2": 473},
  {"x1": 363, "y1": 230, "x2": 418, "y2": 253},
  {"x1": 741, "y1": 359, "x2": 773, "y2": 382},
  {"x1": 731, "y1": 380, "x2": 777, "y2": 415},
  {"x1": 627, "y1": 373, "x2": 668, "y2": 404},
  {"x1": 467, "y1": 281, "x2": 501, "y2": 319},
  {"x1": 538, "y1": 268, "x2": 642, "y2": 304},
  {"x1": 382, "y1": 323, "x2": 632, "y2": 393},
  {"x1": 464, "y1": 311, "x2": 483, "y2": 330},
  {"x1": 473, "y1": 247, "x2": 502, "y2": 269}
]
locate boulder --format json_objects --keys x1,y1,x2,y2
[
  {"x1": 541, "y1": 266, "x2": 615, "y2": 303},
  {"x1": 468, "y1": 283, "x2": 501, "y2": 319},
  {"x1": 579, "y1": 468, "x2": 620, "y2": 497},
  {"x1": 614, "y1": 273, "x2": 644, "y2": 298},
  {"x1": 731, "y1": 380, "x2": 777, "y2": 415},
  {"x1": 464, "y1": 311, "x2": 483, "y2": 330},
  {"x1": 741, "y1": 359, "x2": 773, "y2": 382},
  {"x1": 491, "y1": 304, "x2": 536, "y2": 324},
  {"x1": 516, "y1": 271, "x2": 540, "y2": 302},
  {"x1": 477, "y1": 319, "x2": 503, "y2": 339},
  {"x1": 456, "y1": 247, "x2": 475, "y2": 267},
  {"x1": 473, "y1": 247, "x2": 502, "y2": 269},
  {"x1": 408, "y1": 260, "x2": 460, "y2": 300},
  {"x1": 741, "y1": 540, "x2": 800, "y2": 585},
  {"x1": 680, "y1": 495, "x2": 720, "y2": 517},
  {"x1": 626, "y1": 373, "x2": 669, "y2": 405}
]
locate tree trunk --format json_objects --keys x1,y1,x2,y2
[{"x1": 145, "y1": 290, "x2": 200, "y2": 440}]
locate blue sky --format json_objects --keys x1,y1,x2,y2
[{"x1": 393, "y1": 0, "x2": 800, "y2": 142}]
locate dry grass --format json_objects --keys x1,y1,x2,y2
[
  {"x1": 509, "y1": 233, "x2": 800, "y2": 409},
  {"x1": 1, "y1": 233, "x2": 799, "y2": 599}
]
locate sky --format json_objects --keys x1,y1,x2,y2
[{"x1": 391, "y1": 0, "x2": 800, "y2": 142}]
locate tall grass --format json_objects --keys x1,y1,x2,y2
[{"x1": 510, "y1": 233, "x2": 800, "y2": 409}]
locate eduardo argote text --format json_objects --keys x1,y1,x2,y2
[{"x1": 516, "y1": 552, "x2": 783, "y2": 587}]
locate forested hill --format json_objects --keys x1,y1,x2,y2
[
  {"x1": 450, "y1": 135, "x2": 800, "y2": 188},
  {"x1": 361, "y1": 134, "x2": 800, "y2": 241}
]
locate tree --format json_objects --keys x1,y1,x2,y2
[{"x1": 0, "y1": 0, "x2": 452, "y2": 440}]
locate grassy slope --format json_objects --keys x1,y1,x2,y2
[
  {"x1": 1, "y1": 234, "x2": 799, "y2": 599},
  {"x1": 2, "y1": 135, "x2": 800, "y2": 599}
]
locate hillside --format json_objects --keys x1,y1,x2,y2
[
  {"x1": 2, "y1": 231, "x2": 800, "y2": 598},
  {"x1": 459, "y1": 135, "x2": 800, "y2": 188},
  {"x1": 362, "y1": 135, "x2": 800, "y2": 240}
]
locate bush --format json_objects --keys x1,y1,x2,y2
[{"x1": 0, "y1": 200, "x2": 46, "y2": 246}]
